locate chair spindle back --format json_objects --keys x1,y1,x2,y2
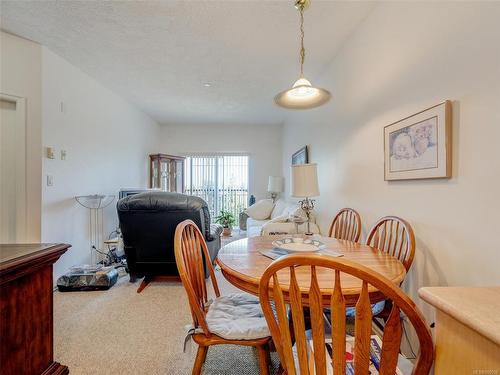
[
  {"x1": 366, "y1": 216, "x2": 415, "y2": 271},
  {"x1": 328, "y1": 208, "x2": 362, "y2": 242},
  {"x1": 259, "y1": 254, "x2": 433, "y2": 375},
  {"x1": 174, "y1": 220, "x2": 220, "y2": 336}
]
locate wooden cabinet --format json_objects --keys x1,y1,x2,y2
[
  {"x1": 0, "y1": 243, "x2": 70, "y2": 375},
  {"x1": 419, "y1": 287, "x2": 500, "y2": 374},
  {"x1": 149, "y1": 154, "x2": 185, "y2": 192}
]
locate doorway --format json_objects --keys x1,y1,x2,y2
[{"x1": 0, "y1": 94, "x2": 27, "y2": 243}]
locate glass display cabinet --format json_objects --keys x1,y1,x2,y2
[{"x1": 149, "y1": 154, "x2": 185, "y2": 192}]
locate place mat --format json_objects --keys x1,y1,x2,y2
[
  {"x1": 259, "y1": 248, "x2": 344, "y2": 260},
  {"x1": 259, "y1": 249, "x2": 288, "y2": 260}
]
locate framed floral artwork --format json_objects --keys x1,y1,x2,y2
[{"x1": 384, "y1": 101, "x2": 452, "y2": 180}]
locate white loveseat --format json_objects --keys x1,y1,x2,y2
[{"x1": 245, "y1": 199, "x2": 320, "y2": 237}]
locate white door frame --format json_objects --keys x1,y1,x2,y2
[{"x1": 0, "y1": 92, "x2": 27, "y2": 242}]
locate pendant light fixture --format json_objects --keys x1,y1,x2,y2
[{"x1": 274, "y1": 0, "x2": 331, "y2": 109}]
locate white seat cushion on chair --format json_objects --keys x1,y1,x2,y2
[{"x1": 205, "y1": 293, "x2": 270, "y2": 340}]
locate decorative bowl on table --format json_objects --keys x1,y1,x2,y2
[{"x1": 271, "y1": 237, "x2": 325, "y2": 253}]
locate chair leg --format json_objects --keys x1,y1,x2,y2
[
  {"x1": 256, "y1": 343, "x2": 270, "y2": 375},
  {"x1": 136, "y1": 276, "x2": 151, "y2": 293},
  {"x1": 192, "y1": 345, "x2": 208, "y2": 375}
]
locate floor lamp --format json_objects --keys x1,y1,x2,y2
[
  {"x1": 75, "y1": 194, "x2": 115, "y2": 266},
  {"x1": 291, "y1": 163, "x2": 319, "y2": 235}
]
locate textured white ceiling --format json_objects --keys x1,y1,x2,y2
[{"x1": 0, "y1": 1, "x2": 375, "y2": 126}]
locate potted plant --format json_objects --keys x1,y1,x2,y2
[{"x1": 215, "y1": 210, "x2": 236, "y2": 236}]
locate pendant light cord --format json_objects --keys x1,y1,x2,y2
[
  {"x1": 299, "y1": 7, "x2": 305, "y2": 77},
  {"x1": 274, "y1": 0, "x2": 331, "y2": 108}
]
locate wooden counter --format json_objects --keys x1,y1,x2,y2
[
  {"x1": 419, "y1": 287, "x2": 500, "y2": 375},
  {"x1": 0, "y1": 243, "x2": 71, "y2": 375}
]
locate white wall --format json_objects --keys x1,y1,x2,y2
[
  {"x1": 41, "y1": 48, "x2": 160, "y2": 280},
  {"x1": 0, "y1": 32, "x2": 42, "y2": 242},
  {"x1": 2, "y1": 31, "x2": 282, "y2": 281},
  {"x1": 282, "y1": 1, "x2": 500, "y2": 316},
  {"x1": 160, "y1": 123, "x2": 283, "y2": 201}
]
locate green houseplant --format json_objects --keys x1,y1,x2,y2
[{"x1": 215, "y1": 209, "x2": 236, "y2": 236}]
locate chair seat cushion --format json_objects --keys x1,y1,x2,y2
[
  {"x1": 345, "y1": 300, "x2": 385, "y2": 318},
  {"x1": 205, "y1": 293, "x2": 270, "y2": 340}
]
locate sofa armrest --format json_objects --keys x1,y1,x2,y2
[
  {"x1": 210, "y1": 223, "x2": 223, "y2": 238},
  {"x1": 205, "y1": 224, "x2": 224, "y2": 241},
  {"x1": 205, "y1": 224, "x2": 223, "y2": 278}
]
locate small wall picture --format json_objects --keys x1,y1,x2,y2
[
  {"x1": 292, "y1": 146, "x2": 309, "y2": 165},
  {"x1": 384, "y1": 101, "x2": 452, "y2": 180}
]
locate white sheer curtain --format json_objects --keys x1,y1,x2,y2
[{"x1": 184, "y1": 154, "x2": 249, "y2": 222}]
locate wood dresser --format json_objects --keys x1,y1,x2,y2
[
  {"x1": 0, "y1": 243, "x2": 71, "y2": 375},
  {"x1": 419, "y1": 287, "x2": 500, "y2": 375}
]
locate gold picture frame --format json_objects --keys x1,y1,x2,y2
[{"x1": 384, "y1": 101, "x2": 452, "y2": 181}]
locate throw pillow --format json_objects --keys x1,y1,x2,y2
[
  {"x1": 270, "y1": 200, "x2": 287, "y2": 219},
  {"x1": 246, "y1": 199, "x2": 275, "y2": 220},
  {"x1": 279, "y1": 203, "x2": 298, "y2": 218},
  {"x1": 290, "y1": 206, "x2": 308, "y2": 220},
  {"x1": 288, "y1": 206, "x2": 316, "y2": 223},
  {"x1": 268, "y1": 214, "x2": 289, "y2": 223}
]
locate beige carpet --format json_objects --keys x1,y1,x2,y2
[{"x1": 54, "y1": 269, "x2": 279, "y2": 375}]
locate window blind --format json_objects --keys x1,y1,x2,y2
[{"x1": 184, "y1": 154, "x2": 249, "y2": 223}]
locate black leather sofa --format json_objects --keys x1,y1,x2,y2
[{"x1": 117, "y1": 191, "x2": 222, "y2": 282}]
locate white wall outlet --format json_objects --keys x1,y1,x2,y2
[
  {"x1": 60, "y1": 150, "x2": 67, "y2": 160},
  {"x1": 46, "y1": 147, "x2": 55, "y2": 159},
  {"x1": 46, "y1": 175, "x2": 54, "y2": 187}
]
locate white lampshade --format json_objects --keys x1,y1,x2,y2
[
  {"x1": 268, "y1": 176, "x2": 284, "y2": 193},
  {"x1": 291, "y1": 163, "x2": 319, "y2": 198},
  {"x1": 274, "y1": 77, "x2": 331, "y2": 110}
]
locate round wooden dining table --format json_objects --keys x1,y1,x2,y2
[{"x1": 216, "y1": 235, "x2": 406, "y2": 307}]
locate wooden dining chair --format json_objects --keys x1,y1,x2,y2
[
  {"x1": 174, "y1": 220, "x2": 272, "y2": 375},
  {"x1": 259, "y1": 254, "x2": 434, "y2": 375},
  {"x1": 366, "y1": 216, "x2": 416, "y2": 272},
  {"x1": 364, "y1": 216, "x2": 416, "y2": 326},
  {"x1": 328, "y1": 208, "x2": 362, "y2": 242}
]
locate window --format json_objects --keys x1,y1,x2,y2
[{"x1": 184, "y1": 155, "x2": 249, "y2": 224}]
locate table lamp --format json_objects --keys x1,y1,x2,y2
[
  {"x1": 291, "y1": 163, "x2": 319, "y2": 235},
  {"x1": 268, "y1": 176, "x2": 284, "y2": 202}
]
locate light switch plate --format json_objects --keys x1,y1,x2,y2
[
  {"x1": 47, "y1": 175, "x2": 54, "y2": 186},
  {"x1": 61, "y1": 150, "x2": 67, "y2": 160},
  {"x1": 46, "y1": 147, "x2": 55, "y2": 159}
]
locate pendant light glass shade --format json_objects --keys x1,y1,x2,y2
[
  {"x1": 275, "y1": 0, "x2": 331, "y2": 110},
  {"x1": 274, "y1": 77, "x2": 330, "y2": 109}
]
